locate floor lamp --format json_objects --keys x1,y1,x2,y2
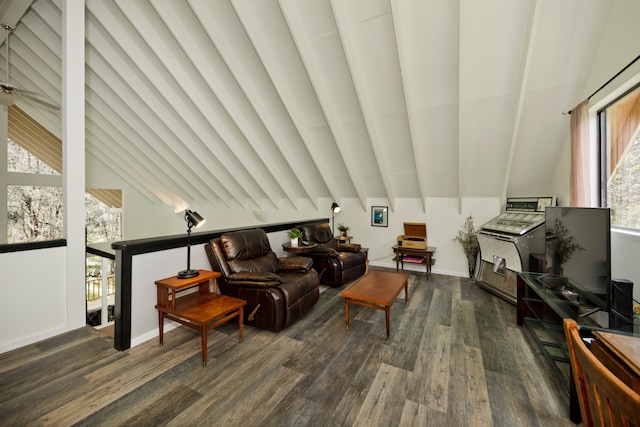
[
  {"x1": 178, "y1": 209, "x2": 206, "y2": 279},
  {"x1": 331, "y1": 202, "x2": 341, "y2": 236}
]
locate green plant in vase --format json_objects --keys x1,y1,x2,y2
[
  {"x1": 288, "y1": 227, "x2": 303, "y2": 246},
  {"x1": 453, "y1": 214, "x2": 480, "y2": 281},
  {"x1": 337, "y1": 223, "x2": 349, "y2": 237}
]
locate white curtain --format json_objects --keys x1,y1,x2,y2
[{"x1": 570, "y1": 100, "x2": 590, "y2": 207}]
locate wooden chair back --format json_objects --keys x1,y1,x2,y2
[{"x1": 563, "y1": 319, "x2": 640, "y2": 426}]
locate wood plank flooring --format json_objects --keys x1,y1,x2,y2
[{"x1": 0, "y1": 269, "x2": 575, "y2": 426}]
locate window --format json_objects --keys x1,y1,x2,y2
[
  {"x1": 85, "y1": 192, "x2": 122, "y2": 243},
  {"x1": 6, "y1": 139, "x2": 63, "y2": 243},
  {"x1": 598, "y1": 85, "x2": 640, "y2": 230},
  {"x1": 8, "y1": 138, "x2": 59, "y2": 175},
  {"x1": 4, "y1": 106, "x2": 64, "y2": 244},
  {"x1": 7, "y1": 184, "x2": 63, "y2": 242},
  {"x1": 4, "y1": 106, "x2": 122, "y2": 245}
]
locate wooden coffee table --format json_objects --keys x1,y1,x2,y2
[{"x1": 340, "y1": 270, "x2": 410, "y2": 340}]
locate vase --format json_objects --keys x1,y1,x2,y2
[
  {"x1": 290, "y1": 238, "x2": 298, "y2": 247},
  {"x1": 467, "y1": 253, "x2": 477, "y2": 282}
]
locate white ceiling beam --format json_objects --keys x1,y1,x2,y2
[
  {"x1": 273, "y1": 0, "x2": 351, "y2": 208},
  {"x1": 230, "y1": 0, "x2": 327, "y2": 210},
  {"x1": 278, "y1": 0, "x2": 369, "y2": 212},
  {"x1": 85, "y1": 84, "x2": 222, "y2": 206},
  {"x1": 189, "y1": 0, "x2": 311, "y2": 211},
  {"x1": 8, "y1": 36, "x2": 60, "y2": 105},
  {"x1": 500, "y1": 0, "x2": 539, "y2": 204},
  {"x1": 121, "y1": 0, "x2": 275, "y2": 210},
  {"x1": 84, "y1": 46, "x2": 229, "y2": 207},
  {"x1": 86, "y1": 2, "x2": 249, "y2": 209},
  {"x1": 331, "y1": 0, "x2": 419, "y2": 213},
  {"x1": 389, "y1": 0, "x2": 425, "y2": 213},
  {"x1": 149, "y1": 0, "x2": 286, "y2": 211},
  {"x1": 110, "y1": 0, "x2": 259, "y2": 210},
  {"x1": 331, "y1": 0, "x2": 394, "y2": 210}
]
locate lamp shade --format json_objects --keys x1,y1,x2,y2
[
  {"x1": 331, "y1": 202, "x2": 341, "y2": 213},
  {"x1": 185, "y1": 210, "x2": 206, "y2": 228}
]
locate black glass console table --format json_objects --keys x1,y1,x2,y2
[{"x1": 516, "y1": 272, "x2": 639, "y2": 423}]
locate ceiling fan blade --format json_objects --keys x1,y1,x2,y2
[
  {"x1": 1, "y1": 24, "x2": 58, "y2": 111},
  {"x1": 11, "y1": 86, "x2": 42, "y2": 96},
  {"x1": 20, "y1": 93, "x2": 60, "y2": 110}
]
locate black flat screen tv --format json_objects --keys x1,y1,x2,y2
[{"x1": 544, "y1": 207, "x2": 611, "y2": 311}]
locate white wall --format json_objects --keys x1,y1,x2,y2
[
  {"x1": 122, "y1": 196, "x2": 502, "y2": 280},
  {"x1": 611, "y1": 230, "x2": 640, "y2": 301},
  {"x1": 330, "y1": 197, "x2": 500, "y2": 276},
  {"x1": 0, "y1": 247, "x2": 68, "y2": 353}
]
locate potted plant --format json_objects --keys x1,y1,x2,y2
[
  {"x1": 453, "y1": 214, "x2": 480, "y2": 281},
  {"x1": 288, "y1": 227, "x2": 303, "y2": 246},
  {"x1": 337, "y1": 223, "x2": 349, "y2": 237}
]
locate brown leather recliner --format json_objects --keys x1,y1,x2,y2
[
  {"x1": 298, "y1": 222, "x2": 367, "y2": 287},
  {"x1": 204, "y1": 228, "x2": 320, "y2": 332}
]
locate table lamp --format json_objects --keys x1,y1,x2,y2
[
  {"x1": 178, "y1": 209, "x2": 206, "y2": 279},
  {"x1": 331, "y1": 202, "x2": 341, "y2": 235}
]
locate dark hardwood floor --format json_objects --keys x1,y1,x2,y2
[{"x1": 0, "y1": 269, "x2": 575, "y2": 426}]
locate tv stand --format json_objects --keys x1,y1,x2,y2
[{"x1": 516, "y1": 272, "x2": 609, "y2": 423}]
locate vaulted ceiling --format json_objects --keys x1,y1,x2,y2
[{"x1": 1, "y1": 0, "x2": 614, "y2": 213}]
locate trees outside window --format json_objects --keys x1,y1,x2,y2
[
  {"x1": 6, "y1": 139, "x2": 121, "y2": 244},
  {"x1": 7, "y1": 139, "x2": 63, "y2": 243},
  {"x1": 7, "y1": 185, "x2": 63, "y2": 242},
  {"x1": 599, "y1": 85, "x2": 640, "y2": 231},
  {"x1": 607, "y1": 136, "x2": 640, "y2": 229},
  {"x1": 85, "y1": 193, "x2": 121, "y2": 243}
]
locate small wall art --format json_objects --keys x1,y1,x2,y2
[{"x1": 371, "y1": 206, "x2": 388, "y2": 227}]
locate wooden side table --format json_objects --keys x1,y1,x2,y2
[
  {"x1": 282, "y1": 242, "x2": 317, "y2": 254},
  {"x1": 334, "y1": 235, "x2": 353, "y2": 243},
  {"x1": 392, "y1": 245, "x2": 436, "y2": 278},
  {"x1": 154, "y1": 270, "x2": 246, "y2": 366}
]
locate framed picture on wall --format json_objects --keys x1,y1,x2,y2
[{"x1": 371, "y1": 206, "x2": 388, "y2": 227}]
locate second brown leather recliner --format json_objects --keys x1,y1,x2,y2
[
  {"x1": 205, "y1": 228, "x2": 320, "y2": 332},
  {"x1": 298, "y1": 221, "x2": 367, "y2": 286}
]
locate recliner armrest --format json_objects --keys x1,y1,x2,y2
[
  {"x1": 278, "y1": 256, "x2": 313, "y2": 272},
  {"x1": 227, "y1": 272, "x2": 282, "y2": 288},
  {"x1": 337, "y1": 243, "x2": 362, "y2": 253},
  {"x1": 312, "y1": 245, "x2": 339, "y2": 255}
]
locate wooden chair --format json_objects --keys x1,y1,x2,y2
[{"x1": 563, "y1": 319, "x2": 640, "y2": 426}]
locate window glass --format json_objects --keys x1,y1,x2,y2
[
  {"x1": 600, "y1": 85, "x2": 640, "y2": 230},
  {"x1": 607, "y1": 135, "x2": 640, "y2": 229},
  {"x1": 85, "y1": 192, "x2": 122, "y2": 243},
  {"x1": 7, "y1": 185, "x2": 63, "y2": 242},
  {"x1": 7, "y1": 139, "x2": 59, "y2": 175}
]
